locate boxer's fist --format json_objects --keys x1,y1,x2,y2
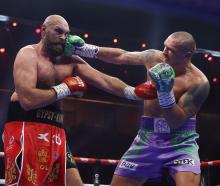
[
  {"x1": 124, "y1": 81, "x2": 157, "y2": 100},
  {"x1": 149, "y1": 63, "x2": 176, "y2": 108},
  {"x1": 134, "y1": 81, "x2": 157, "y2": 99},
  {"x1": 149, "y1": 63, "x2": 175, "y2": 92},
  {"x1": 63, "y1": 76, "x2": 87, "y2": 97},
  {"x1": 64, "y1": 34, "x2": 99, "y2": 58},
  {"x1": 53, "y1": 76, "x2": 87, "y2": 100},
  {"x1": 64, "y1": 35, "x2": 85, "y2": 56}
]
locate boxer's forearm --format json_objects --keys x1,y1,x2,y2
[
  {"x1": 17, "y1": 88, "x2": 57, "y2": 111},
  {"x1": 97, "y1": 47, "x2": 127, "y2": 64},
  {"x1": 162, "y1": 105, "x2": 188, "y2": 129},
  {"x1": 97, "y1": 47, "x2": 146, "y2": 65}
]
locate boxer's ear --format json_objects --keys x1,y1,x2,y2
[
  {"x1": 41, "y1": 24, "x2": 46, "y2": 31},
  {"x1": 41, "y1": 24, "x2": 46, "y2": 37}
]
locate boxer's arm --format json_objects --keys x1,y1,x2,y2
[
  {"x1": 74, "y1": 56, "x2": 128, "y2": 97},
  {"x1": 74, "y1": 56, "x2": 157, "y2": 99},
  {"x1": 162, "y1": 80, "x2": 210, "y2": 129},
  {"x1": 13, "y1": 47, "x2": 57, "y2": 110},
  {"x1": 97, "y1": 48, "x2": 163, "y2": 65},
  {"x1": 64, "y1": 34, "x2": 164, "y2": 65}
]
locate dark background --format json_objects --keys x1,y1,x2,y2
[{"x1": 0, "y1": 0, "x2": 220, "y2": 185}]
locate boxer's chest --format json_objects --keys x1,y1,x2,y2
[
  {"x1": 144, "y1": 72, "x2": 194, "y2": 116},
  {"x1": 172, "y1": 75, "x2": 190, "y2": 100},
  {"x1": 37, "y1": 59, "x2": 74, "y2": 88}
]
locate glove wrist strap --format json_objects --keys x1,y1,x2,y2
[
  {"x1": 158, "y1": 90, "x2": 176, "y2": 108},
  {"x1": 124, "y1": 86, "x2": 141, "y2": 101},
  {"x1": 52, "y1": 83, "x2": 71, "y2": 100},
  {"x1": 75, "y1": 44, "x2": 99, "y2": 58}
]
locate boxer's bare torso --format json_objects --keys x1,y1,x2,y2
[
  {"x1": 11, "y1": 44, "x2": 77, "y2": 108},
  {"x1": 144, "y1": 59, "x2": 208, "y2": 117}
]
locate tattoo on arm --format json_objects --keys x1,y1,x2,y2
[
  {"x1": 180, "y1": 81, "x2": 210, "y2": 116},
  {"x1": 120, "y1": 49, "x2": 163, "y2": 65}
]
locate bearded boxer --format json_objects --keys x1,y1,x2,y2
[
  {"x1": 65, "y1": 31, "x2": 210, "y2": 186},
  {"x1": 3, "y1": 15, "x2": 158, "y2": 186}
]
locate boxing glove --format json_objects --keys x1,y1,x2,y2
[
  {"x1": 149, "y1": 63, "x2": 176, "y2": 108},
  {"x1": 52, "y1": 76, "x2": 87, "y2": 100},
  {"x1": 124, "y1": 81, "x2": 157, "y2": 100},
  {"x1": 64, "y1": 35, "x2": 99, "y2": 58}
]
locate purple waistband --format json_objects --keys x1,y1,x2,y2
[{"x1": 141, "y1": 116, "x2": 196, "y2": 132}]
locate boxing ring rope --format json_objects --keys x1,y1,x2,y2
[
  {"x1": 75, "y1": 156, "x2": 220, "y2": 167},
  {"x1": 1, "y1": 152, "x2": 220, "y2": 185},
  {"x1": 200, "y1": 160, "x2": 220, "y2": 167},
  {"x1": 1, "y1": 152, "x2": 220, "y2": 167}
]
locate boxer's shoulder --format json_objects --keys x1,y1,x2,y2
[
  {"x1": 141, "y1": 49, "x2": 165, "y2": 68},
  {"x1": 15, "y1": 45, "x2": 38, "y2": 64},
  {"x1": 16, "y1": 44, "x2": 37, "y2": 57}
]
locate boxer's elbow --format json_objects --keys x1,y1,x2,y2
[
  {"x1": 20, "y1": 101, "x2": 34, "y2": 111},
  {"x1": 18, "y1": 96, "x2": 35, "y2": 111}
]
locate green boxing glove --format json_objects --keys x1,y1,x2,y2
[
  {"x1": 64, "y1": 35, "x2": 99, "y2": 58},
  {"x1": 149, "y1": 63, "x2": 176, "y2": 108}
]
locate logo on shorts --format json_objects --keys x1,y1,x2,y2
[
  {"x1": 119, "y1": 160, "x2": 138, "y2": 171},
  {"x1": 5, "y1": 160, "x2": 17, "y2": 184},
  {"x1": 5, "y1": 136, "x2": 15, "y2": 152},
  {"x1": 174, "y1": 158, "x2": 194, "y2": 165},
  {"x1": 9, "y1": 136, "x2": 14, "y2": 145},
  {"x1": 154, "y1": 118, "x2": 170, "y2": 133},
  {"x1": 36, "y1": 109, "x2": 63, "y2": 124},
  {"x1": 26, "y1": 164, "x2": 37, "y2": 185},
  {"x1": 52, "y1": 134, "x2": 62, "y2": 145},
  {"x1": 37, "y1": 133, "x2": 49, "y2": 142},
  {"x1": 38, "y1": 148, "x2": 50, "y2": 163}
]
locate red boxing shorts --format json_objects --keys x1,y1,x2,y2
[
  {"x1": 4, "y1": 122, "x2": 66, "y2": 186},
  {"x1": 3, "y1": 102, "x2": 73, "y2": 186}
]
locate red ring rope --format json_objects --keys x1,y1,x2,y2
[{"x1": 0, "y1": 151, "x2": 219, "y2": 167}]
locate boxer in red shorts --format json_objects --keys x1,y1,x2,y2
[{"x1": 3, "y1": 15, "x2": 157, "y2": 186}]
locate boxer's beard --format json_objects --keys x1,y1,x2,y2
[{"x1": 44, "y1": 37, "x2": 65, "y2": 57}]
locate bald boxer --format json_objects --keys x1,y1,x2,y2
[
  {"x1": 65, "y1": 31, "x2": 210, "y2": 186},
  {"x1": 3, "y1": 15, "x2": 157, "y2": 186}
]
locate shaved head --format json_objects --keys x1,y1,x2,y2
[
  {"x1": 169, "y1": 31, "x2": 196, "y2": 52},
  {"x1": 41, "y1": 15, "x2": 70, "y2": 57},
  {"x1": 43, "y1": 15, "x2": 69, "y2": 29}
]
